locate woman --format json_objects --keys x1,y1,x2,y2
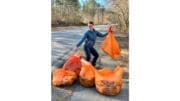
[{"x1": 75, "y1": 21, "x2": 108, "y2": 66}]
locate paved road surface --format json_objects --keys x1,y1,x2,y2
[{"x1": 51, "y1": 25, "x2": 129, "y2": 101}]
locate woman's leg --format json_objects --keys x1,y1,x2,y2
[
  {"x1": 84, "y1": 45, "x2": 91, "y2": 61},
  {"x1": 89, "y1": 47, "x2": 99, "y2": 66}
]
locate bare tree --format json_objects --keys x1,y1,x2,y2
[{"x1": 107, "y1": 0, "x2": 129, "y2": 33}]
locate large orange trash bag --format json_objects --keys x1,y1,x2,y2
[
  {"x1": 101, "y1": 27, "x2": 121, "y2": 59},
  {"x1": 63, "y1": 54, "x2": 81, "y2": 75},
  {"x1": 79, "y1": 59, "x2": 95, "y2": 87},
  {"x1": 95, "y1": 66, "x2": 123, "y2": 95},
  {"x1": 52, "y1": 68, "x2": 77, "y2": 86}
]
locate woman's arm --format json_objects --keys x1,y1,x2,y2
[
  {"x1": 96, "y1": 31, "x2": 108, "y2": 37},
  {"x1": 76, "y1": 32, "x2": 88, "y2": 47}
]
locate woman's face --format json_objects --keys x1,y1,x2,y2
[{"x1": 88, "y1": 23, "x2": 94, "y2": 30}]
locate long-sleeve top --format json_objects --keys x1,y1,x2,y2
[{"x1": 76, "y1": 29, "x2": 108, "y2": 47}]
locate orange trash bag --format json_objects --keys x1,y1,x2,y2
[
  {"x1": 95, "y1": 66, "x2": 123, "y2": 95},
  {"x1": 63, "y1": 54, "x2": 81, "y2": 75},
  {"x1": 52, "y1": 68, "x2": 77, "y2": 86},
  {"x1": 79, "y1": 59, "x2": 95, "y2": 87},
  {"x1": 101, "y1": 27, "x2": 121, "y2": 59}
]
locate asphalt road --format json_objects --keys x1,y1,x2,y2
[{"x1": 51, "y1": 25, "x2": 129, "y2": 101}]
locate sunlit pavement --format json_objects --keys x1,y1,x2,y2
[{"x1": 52, "y1": 25, "x2": 129, "y2": 101}]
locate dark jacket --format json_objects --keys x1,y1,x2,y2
[{"x1": 76, "y1": 29, "x2": 108, "y2": 47}]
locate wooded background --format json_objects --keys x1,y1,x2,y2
[{"x1": 51, "y1": 0, "x2": 128, "y2": 33}]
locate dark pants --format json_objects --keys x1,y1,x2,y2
[{"x1": 84, "y1": 45, "x2": 99, "y2": 66}]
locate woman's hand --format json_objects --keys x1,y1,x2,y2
[
  {"x1": 108, "y1": 26, "x2": 112, "y2": 32},
  {"x1": 73, "y1": 46, "x2": 78, "y2": 51}
]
